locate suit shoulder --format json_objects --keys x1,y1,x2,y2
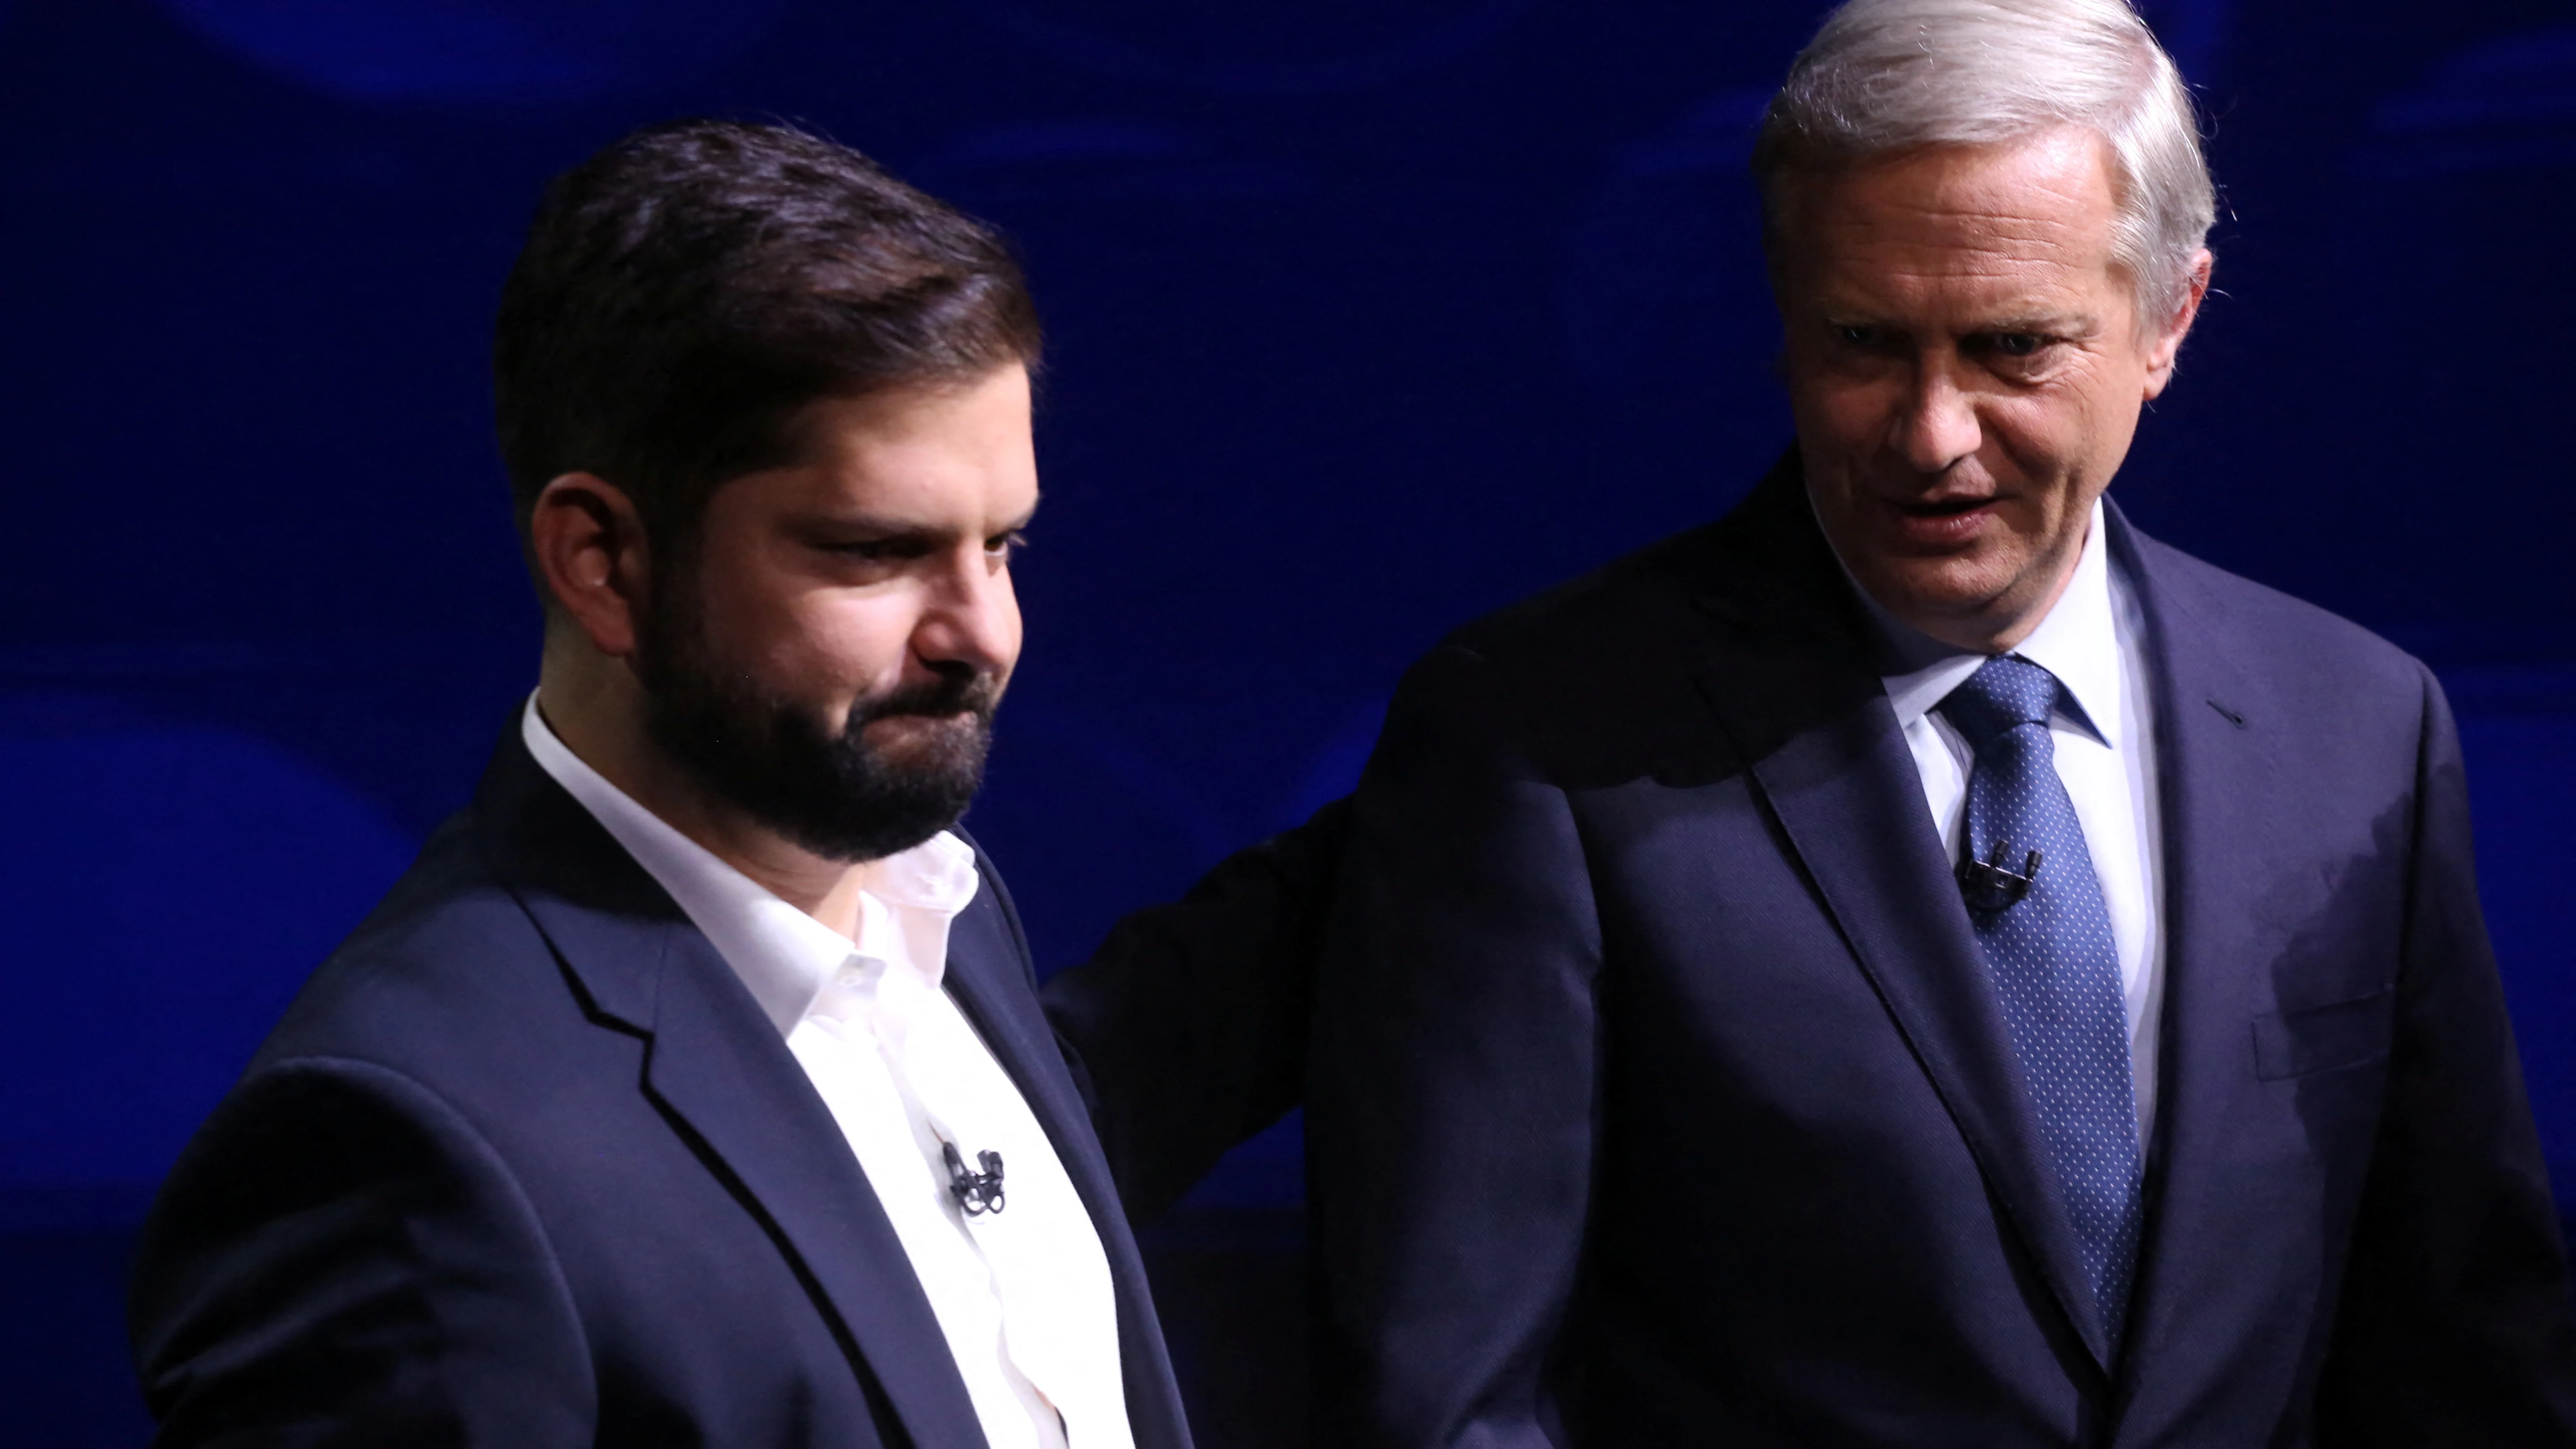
[
  {"x1": 2130, "y1": 530, "x2": 2432, "y2": 703},
  {"x1": 251, "y1": 808, "x2": 580, "y2": 1076}
]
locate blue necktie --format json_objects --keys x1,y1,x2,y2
[{"x1": 1937, "y1": 655, "x2": 2143, "y2": 1345}]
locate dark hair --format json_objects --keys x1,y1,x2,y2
[{"x1": 493, "y1": 119, "x2": 1041, "y2": 567}]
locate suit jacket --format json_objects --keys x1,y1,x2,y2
[
  {"x1": 1308, "y1": 454, "x2": 2576, "y2": 1447},
  {"x1": 128, "y1": 720, "x2": 1335, "y2": 1447}
]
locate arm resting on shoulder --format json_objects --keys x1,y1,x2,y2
[
  {"x1": 1308, "y1": 644, "x2": 1602, "y2": 1449},
  {"x1": 130, "y1": 1058, "x2": 594, "y2": 1448},
  {"x1": 1041, "y1": 796, "x2": 1351, "y2": 1226},
  {"x1": 2314, "y1": 665, "x2": 2576, "y2": 1443}
]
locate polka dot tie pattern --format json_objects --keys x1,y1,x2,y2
[{"x1": 1938, "y1": 654, "x2": 2144, "y2": 1349}]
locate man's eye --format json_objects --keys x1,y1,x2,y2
[
  {"x1": 1987, "y1": 333, "x2": 2049, "y2": 358},
  {"x1": 985, "y1": 530, "x2": 1027, "y2": 560},
  {"x1": 1835, "y1": 324, "x2": 1881, "y2": 348},
  {"x1": 824, "y1": 537, "x2": 927, "y2": 563}
]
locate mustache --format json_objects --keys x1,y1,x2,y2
[{"x1": 850, "y1": 671, "x2": 1004, "y2": 727}]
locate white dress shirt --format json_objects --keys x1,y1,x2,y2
[
  {"x1": 522, "y1": 698, "x2": 1134, "y2": 1449},
  {"x1": 1861, "y1": 500, "x2": 2168, "y2": 1141}
]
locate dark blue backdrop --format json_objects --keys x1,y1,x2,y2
[{"x1": 4, "y1": 0, "x2": 2572, "y2": 1441}]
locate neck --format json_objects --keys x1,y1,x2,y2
[{"x1": 537, "y1": 648, "x2": 869, "y2": 938}]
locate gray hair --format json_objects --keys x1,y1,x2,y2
[{"x1": 1754, "y1": 0, "x2": 2216, "y2": 326}]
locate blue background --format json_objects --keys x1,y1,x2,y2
[{"x1": 2, "y1": 0, "x2": 2572, "y2": 1441}]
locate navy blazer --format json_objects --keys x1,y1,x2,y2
[
  {"x1": 1309, "y1": 455, "x2": 2576, "y2": 1447},
  {"x1": 128, "y1": 721, "x2": 1285, "y2": 1448}
]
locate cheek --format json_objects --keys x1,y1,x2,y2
[
  {"x1": 1791, "y1": 373, "x2": 1899, "y2": 474},
  {"x1": 759, "y1": 594, "x2": 919, "y2": 695},
  {"x1": 671, "y1": 552, "x2": 789, "y2": 659},
  {"x1": 1985, "y1": 382, "x2": 2116, "y2": 484},
  {"x1": 1796, "y1": 369, "x2": 1876, "y2": 430}
]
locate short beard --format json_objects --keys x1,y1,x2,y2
[{"x1": 632, "y1": 576, "x2": 1000, "y2": 864}]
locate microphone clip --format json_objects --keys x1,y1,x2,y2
[
  {"x1": 943, "y1": 1141, "x2": 1006, "y2": 1216},
  {"x1": 1959, "y1": 839, "x2": 2042, "y2": 913}
]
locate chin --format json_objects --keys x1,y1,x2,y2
[
  {"x1": 866, "y1": 713, "x2": 983, "y2": 762},
  {"x1": 1870, "y1": 553, "x2": 2014, "y2": 614}
]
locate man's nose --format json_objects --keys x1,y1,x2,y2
[
  {"x1": 1890, "y1": 362, "x2": 1982, "y2": 475},
  {"x1": 912, "y1": 548, "x2": 1019, "y2": 678}
]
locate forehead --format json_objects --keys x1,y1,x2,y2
[
  {"x1": 757, "y1": 365, "x2": 1038, "y2": 520},
  {"x1": 1780, "y1": 127, "x2": 2127, "y2": 320}
]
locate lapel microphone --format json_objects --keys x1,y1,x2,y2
[
  {"x1": 1959, "y1": 840, "x2": 2042, "y2": 913},
  {"x1": 942, "y1": 1141, "x2": 1006, "y2": 1216}
]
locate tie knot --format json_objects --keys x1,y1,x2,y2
[{"x1": 1938, "y1": 655, "x2": 2061, "y2": 749}]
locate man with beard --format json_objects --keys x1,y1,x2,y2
[{"x1": 127, "y1": 120, "x2": 1330, "y2": 1448}]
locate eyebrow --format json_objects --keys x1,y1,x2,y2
[
  {"x1": 1974, "y1": 313, "x2": 2098, "y2": 336},
  {"x1": 794, "y1": 498, "x2": 1040, "y2": 539},
  {"x1": 1820, "y1": 309, "x2": 2099, "y2": 335}
]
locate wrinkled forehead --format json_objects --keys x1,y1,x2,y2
[{"x1": 1771, "y1": 128, "x2": 2131, "y2": 316}]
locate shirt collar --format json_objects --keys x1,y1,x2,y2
[
  {"x1": 518, "y1": 695, "x2": 980, "y2": 1036},
  {"x1": 1862, "y1": 496, "x2": 2125, "y2": 748}
]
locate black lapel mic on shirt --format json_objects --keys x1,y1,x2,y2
[{"x1": 943, "y1": 1141, "x2": 1006, "y2": 1216}]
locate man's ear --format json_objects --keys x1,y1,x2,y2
[
  {"x1": 2140, "y1": 248, "x2": 2214, "y2": 401},
  {"x1": 530, "y1": 472, "x2": 652, "y2": 659}
]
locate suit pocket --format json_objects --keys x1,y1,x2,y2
[{"x1": 2252, "y1": 986, "x2": 2396, "y2": 1081}]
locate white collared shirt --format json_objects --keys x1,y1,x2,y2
[
  {"x1": 1865, "y1": 500, "x2": 2167, "y2": 1141},
  {"x1": 521, "y1": 698, "x2": 1134, "y2": 1449}
]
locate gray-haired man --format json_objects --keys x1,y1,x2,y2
[{"x1": 1306, "y1": 0, "x2": 2576, "y2": 1443}]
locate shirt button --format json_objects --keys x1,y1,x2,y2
[{"x1": 838, "y1": 970, "x2": 863, "y2": 989}]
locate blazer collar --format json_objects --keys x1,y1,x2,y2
[
  {"x1": 2092, "y1": 504, "x2": 2284, "y2": 1411},
  {"x1": 468, "y1": 726, "x2": 995, "y2": 1449},
  {"x1": 940, "y1": 867, "x2": 1194, "y2": 1449},
  {"x1": 1687, "y1": 454, "x2": 2123, "y2": 1369}
]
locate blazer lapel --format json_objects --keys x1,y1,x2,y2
[
  {"x1": 927, "y1": 873, "x2": 1098, "y2": 1215},
  {"x1": 2099, "y1": 506, "x2": 2280, "y2": 1389},
  {"x1": 1688, "y1": 464, "x2": 2117, "y2": 1366},
  {"x1": 938, "y1": 868, "x2": 1193, "y2": 1449},
  {"x1": 473, "y1": 731, "x2": 993, "y2": 1449}
]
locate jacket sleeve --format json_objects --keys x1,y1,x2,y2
[
  {"x1": 1306, "y1": 643, "x2": 1602, "y2": 1449},
  {"x1": 2314, "y1": 664, "x2": 2576, "y2": 1443},
  {"x1": 1039, "y1": 795, "x2": 1352, "y2": 1226},
  {"x1": 129, "y1": 1056, "x2": 595, "y2": 1448}
]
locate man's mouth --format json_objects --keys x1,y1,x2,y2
[
  {"x1": 854, "y1": 677, "x2": 1004, "y2": 730},
  {"x1": 863, "y1": 707, "x2": 983, "y2": 733},
  {"x1": 1881, "y1": 491, "x2": 2001, "y2": 547},
  {"x1": 1897, "y1": 493, "x2": 1995, "y2": 517}
]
